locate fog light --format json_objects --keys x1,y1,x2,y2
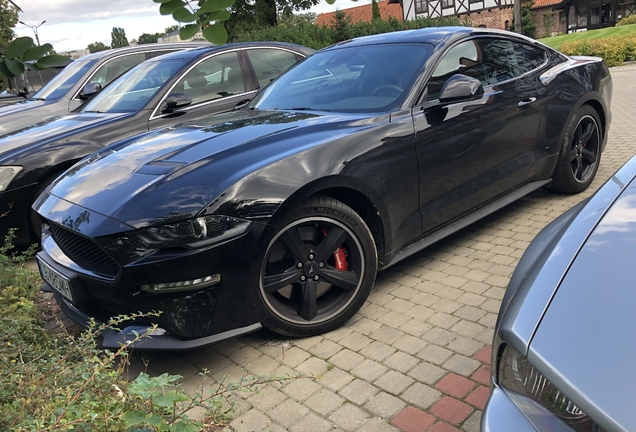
[{"x1": 141, "y1": 274, "x2": 221, "y2": 293}]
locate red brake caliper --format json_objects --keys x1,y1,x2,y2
[{"x1": 321, "y1": 227, "x2": 348, "y2": 271}]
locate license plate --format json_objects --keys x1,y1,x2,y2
[{"x1": 37, "y1": 258, "x2": 73, "y2": 301}]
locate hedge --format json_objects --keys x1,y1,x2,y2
[{"x1": 560, "y1": 35, "x2": 636, "y2": 66}]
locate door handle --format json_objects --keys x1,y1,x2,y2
[{"x1": 518, "y1": 97, "x2": 537, "y2": 108}]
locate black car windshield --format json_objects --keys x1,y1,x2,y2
[
  {"x1": 82, "y1": 58, "x2": 189, "y2": 113},
  {"x1": 251, "y1": 43, "x2": 433, "y2": 113},
  {"x1": 32, "y1": 58, "x2": 96, "y2": 101}
]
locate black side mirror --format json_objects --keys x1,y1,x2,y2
[
  {"x1": 80, "y1": 82, "x2": 102, "y2": 100},
  {"x1": 162, "y1": 93, "x2": 192, "y2": 114},
  {"x1": 439, "y1": 74, "x2": 484, "y2": 103}
]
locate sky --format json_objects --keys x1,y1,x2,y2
[{"x1": 12, "y1": 0, "x2": 372, "y2": 52}]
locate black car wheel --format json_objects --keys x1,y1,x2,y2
[
  {"x1": 552, "y1": 105, "x2": 602, "y2": 193},
  {"x1": 258, "y1": 196, "x2": 377, "y2": 336}
]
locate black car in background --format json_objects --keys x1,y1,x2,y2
[
  {"x1": 0, "y1": 43, "x2": 208, "y2": 135},
  {"x1": 34, "y1": 27, "x2": 611, "y2": 349},
  {"x1": 0, "y1": 41, "x2": 312, "y2": 247}
]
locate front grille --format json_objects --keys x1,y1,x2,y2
[{"x1": 49, "y1": 223, "x2": 120, "y2": 279}]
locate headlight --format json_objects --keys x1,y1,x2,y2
[
  {"x1": 132, "y1": 215, "x2": 252, "y2": 249},
  {"x1": 499, "y1": 345, "x2": 606, "y2": 432},
  {"x1": 0, "y1": 166, "x2": 22, "y2": 191}
]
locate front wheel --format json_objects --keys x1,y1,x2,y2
[
  {"x1": 257, "y1": 196, "x2": 377, "y2": 337},
  {"x1": 551, "y1": 105, "x2": 602, "y2": 193}
]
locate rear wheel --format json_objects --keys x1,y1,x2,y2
[
  {"x1": 551, "y1": 105, "x2": 602, "y2": 193},
  {"x1": 257, "y1": 195, "x2": 377, "y2": 337}
]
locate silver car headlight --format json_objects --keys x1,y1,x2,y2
[
  {"x1": 499, "y1": 345, "x2": 606, "y2": 432},
  {"x1": 131, "y1": 215, "x2": 252, "y2": 250},
  {"x1": 0, "y1": 166, "x2": 23, "y2": 191}
]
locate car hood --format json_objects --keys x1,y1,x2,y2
[
  {"x1": 0, "y1": 111, "x2": 130, "y2": 157},
  {"x1": 528, "y1": 178, "x2": 636, "y2": 432},
  {"x1": 41, "y1": 109, "x2": 378, "y2": 231}
]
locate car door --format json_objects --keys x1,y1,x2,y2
[
  {"x1": 148, "y1": 50, "x2": 253, "y2": 130},
  {"x1": 413, "y1": 36, "x2": 545, "y2": 233}
]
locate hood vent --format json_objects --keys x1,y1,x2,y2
[{"x1": 134, "y1": 160, "x2": 186, "y2": 176}]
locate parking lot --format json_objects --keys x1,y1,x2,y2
[{"x1": 94, "y1": 62, "x2": 636, "y2": 432}]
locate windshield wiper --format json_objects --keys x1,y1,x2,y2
[
  {"x1": 30, "y1": 97, "x2": 45, "y2": 101},
  {"x1": 83, "y1": 110, "x2": 104, "y2": 113}
]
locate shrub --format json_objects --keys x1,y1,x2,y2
[
  {"x1": 617, "y1": 15, "x2": 636, "y2": 26},
  {"x1": 561, "y1": 35, "x2": 636, "y2": 66},
  {"x1": 0, "y1": 231, "x2": 301, "y2": 431}
]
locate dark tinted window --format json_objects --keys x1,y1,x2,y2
[
  {"x1": 428, "y1": 38, "x2": 522, "y2": 99},
  {"x1": 514, "y1": 42, "x2": 546, "y2": 74},
  {"x1": 252, "y1": 43, "x2": 432, "y2": 113},
  {"x1": 247, "y1": 48, "x2": 299, "y2": 88}
]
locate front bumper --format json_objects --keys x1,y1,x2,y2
[
  {"x1": 47, "y1": 287, "x2": 261, "y2": 350},
  {"x1": 36, "y1": 216, "x2": 269, "y2": 349}
]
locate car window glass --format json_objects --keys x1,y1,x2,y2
[
  {"x1": 428, "y1": 38, "x2": 521, "y2": 100},
  {"x1": 514, "y1": 42, "x2": 546, "y2": 74},
  {"x1": 251, "y1": 43, "x2": 432, "y2": 113},
  {"x1": 85, "y1": 53, "x2": 147, "y2": 91},
  {"x1": 32, "y1": 58, "x2": 95, "y2": 101},
  {"x1": 246, "y1": 48, "x2": 299, "y2": 88},
  {"x1": 173, "y1": 52, "x2": 244, "y2": 105},
  {"x1": 82, "y1": 58, "x2": 189, "y2": 113}
]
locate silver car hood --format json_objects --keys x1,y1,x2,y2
[{"x1": 528, "y1": 179, "x2": 636, "y2": 432}]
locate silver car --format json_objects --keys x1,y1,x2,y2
[{"x1": 482, "y1": 155, "x2": 636, "y2": 432}]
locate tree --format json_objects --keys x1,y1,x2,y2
[
  {"x1": 164, "y1": 25, "x2": 180, "y2": 34},
  {"x1": 372, "y1": 0, "x2": 381, "y2": 20},
  {"x1": 87, "y1": 41, "x2": 109, "y2": 53},
  {"x1": 138, "y1": 33, "x2": 159, "y2": 44},
  {"x1": 110, "y1": 27, "x2": 129, "y2": 48},
  {"x1": 510, "y1": 0, "x2": 536, "y2": 37},
  {"x1": 0, "y1": 0, "x2": 18, "y2": 49},
  {"x1": 154, "y1": 0, "x2": 325, "y2": 45},
  {"x1": 331, "y1": 9, "x2": 352, "y2": 43}
]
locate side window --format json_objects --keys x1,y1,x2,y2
[
  {"x1": 86, "y1": 53, "x2": 146, "y2": 90},
  {"x1": 174, "y1": 52, "x2": 244, "y2": 105},
  {"x1": 246, "y1": 48, "x2": 299, "y2": 88},
  {"x1": 513, "y1": 42, "x2": 547, "y2": 74},
  {"x1": 428, "y1": 38, "x2": 521, "y2": 100}
]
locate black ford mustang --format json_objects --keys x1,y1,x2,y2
[{"x1": 34, "y1": 27, "x2": 612, "y2": 349}]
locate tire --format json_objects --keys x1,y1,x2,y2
[
  {"x1": 257, "y1": 195, "x2": 377, "y2": 337},
  {"x1": 551, "y1": 105, "x2": 602, "y2": 194}
]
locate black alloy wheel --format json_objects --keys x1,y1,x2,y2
[
  {"x1": 258, "y1": 196, "x2": 377, "y2": 336},
  {"x1": 552, "y1": 105, "x2": 602, "y2": 194}
]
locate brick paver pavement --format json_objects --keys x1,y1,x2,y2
[{"x1": 120, "y1": 62, "x2": 636, "y2": 431}]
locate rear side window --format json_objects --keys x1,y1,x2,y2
[
  {"x1": 246, "y1": 48, "x2": 299, "y2": 88},
  {"x1": 514, "y1": 43, "x2": 547, "y2": 74}
]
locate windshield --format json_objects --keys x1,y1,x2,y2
[
  {"x1": 82, "y1": 58, "x2": 189, "y2": 114},
  {"x1": 32, "y1": 58, "x2": 95, "y2": 101},
  {"x1": 251, "y1": 43, "x2": 433, "y2": 113}
]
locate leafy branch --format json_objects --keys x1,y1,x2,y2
[{"x1": 0, "y1": 36, "x2": 70, "y2": 80}]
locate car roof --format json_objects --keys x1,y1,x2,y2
[
  {"x1": 143, "y1": 41, "x2": 316, "y2": 62},
  {"x1": 327, "y1": 26, "x2": 546, "y2": 50},
  {"x1": 81, "y1": 42, "x2": 212, "y2": 61}
]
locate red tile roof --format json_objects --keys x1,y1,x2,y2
[
  {"x1": 531, "y1": 0, "x2": 564, "y2": 9},
  {"x1": 315, "y1": 0, "x2": 404, "y2": 27}
]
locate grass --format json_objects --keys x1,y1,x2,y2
[{"x1": 539, "y1": 23, "x2": 636, "y2": 50}]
